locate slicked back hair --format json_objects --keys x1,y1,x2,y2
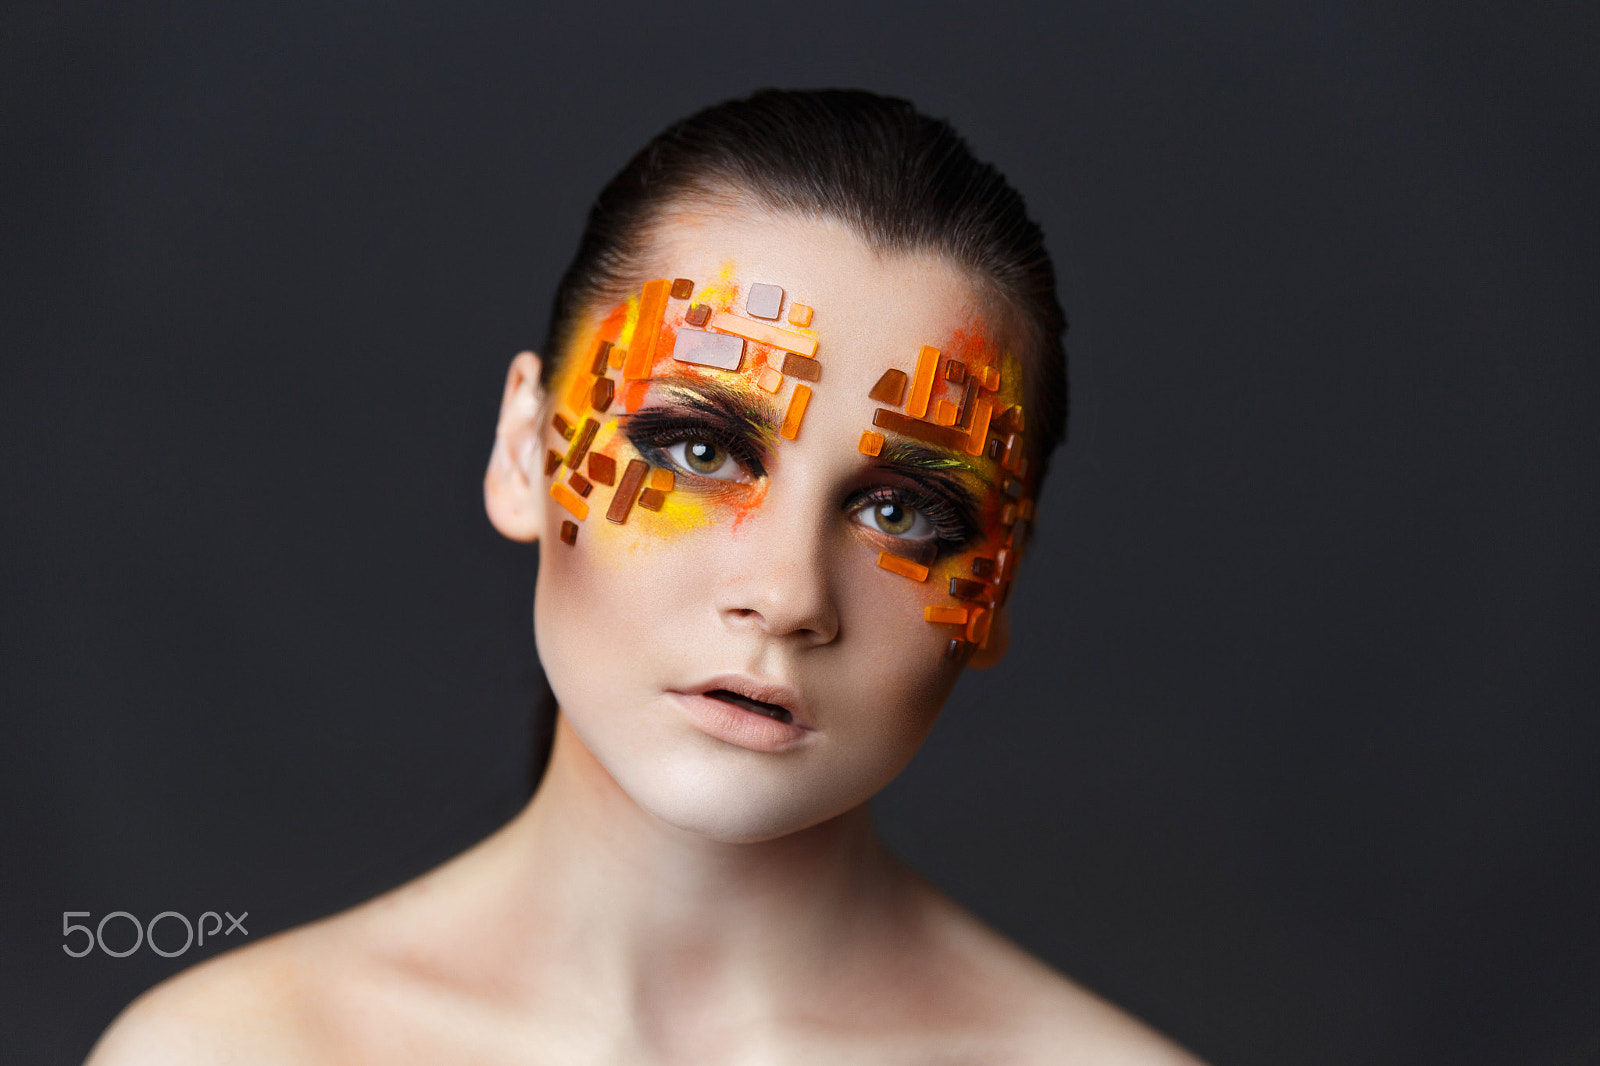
[{"x1": 541, "y1": 88, "x2": 1069, "y2": 473}]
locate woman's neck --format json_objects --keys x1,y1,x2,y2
[{"x1": 434, "y1": 713, "x2": 925, "y2": 1043}]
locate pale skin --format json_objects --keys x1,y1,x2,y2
[{"x1": 87, "y1": 206, "x2": 1206, "y2": 1065}]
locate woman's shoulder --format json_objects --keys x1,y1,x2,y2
[
  {"x1": 85, "y1": 836, "x2": 515, "y2": 1065},
  {"x1": 84, "y1": 918, "x2": 338, "y2": 1065},
  {"x1": 84, "y1": 869, "x2": 451, "y2": 1066},
  {"x1": 906, "y1": 879, "x2": 1208, "y2": 1065}
]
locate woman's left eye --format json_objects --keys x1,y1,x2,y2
[
  {"x1": 852, "y1": 498, "x2": 935, "y2": 540},
  {"x1": 666, "y1": 438, "x2": 743, "y2": 480}
]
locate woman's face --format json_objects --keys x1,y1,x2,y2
[{"x1": 490, "y1": 207, "x2": 1035, "y2": 843}]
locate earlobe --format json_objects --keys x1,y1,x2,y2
[
  {"x1": 484, "y1": 350, "x2": 547, "y2": 543},
  {"x1": 966, "y1": 605, "x2": 1011, "y2": 670}
]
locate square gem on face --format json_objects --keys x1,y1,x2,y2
[
  {"x1": 746, "y1": 283, "x2": 783, "y2": 320},
  {"x1": 672, "y1": 327, "x2": 745, "y2": 371}
]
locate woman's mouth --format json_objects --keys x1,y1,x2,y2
[
  {"x1": 704, "y1": 688, "x2": 793, "y2": 723},
  {"x1": 670, "y1": 676, "x2": 811, "y2": 752}
]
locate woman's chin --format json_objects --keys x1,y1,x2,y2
[{"x1": 608, "y1": 757, "x2": 857, "y2": 845}]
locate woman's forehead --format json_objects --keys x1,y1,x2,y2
[{"x1": 639, "y1": 210, "x2": 1001, "y2": 358}]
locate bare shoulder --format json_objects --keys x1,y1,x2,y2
[
  {"x1": 84, "y1": 923, "x2": 333, "y2": 1065},
  {"x1": 909, "y1": 879, "x2": 1209, "y2": 1066},
  {"x1": 85, "y1": 831, "x2": 507, "y2": 1066}
]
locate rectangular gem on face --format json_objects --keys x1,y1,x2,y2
[
  {"x1": 707, "y1": 311, "x2": 818, "y2": 357},
  {"x1": 964, "y1": 400, "x2": 994, "y2": 456},
  {"x1": 587, "y1": 452, "x2": 617, "y2": 486},
  {"x1": 876, "y1": 551, "x2": 930, "y2": 582},
  {"x1": 924, "y1": 605, "x2": 969, "y2": 624},
  {"x1": 858, "y1": 430, "x2": 885, "y2": 456},
  {"x1": 956, "y1": 377, "x2": 980, "y2": 428},
  {"x1": 869, "y1": 368, "x2": 908, "y2": 405},
  {"x1": 779, "y1": 384, "x2": 811, "y2": 440},
  {"x1": 670, "y1": 278, "x2": 695, "y2": 299},
  {"x1": 672, "y1": 327, "x2": 746, "y2": 371},
  {"x1": 943, "y1": 638, "x2": 974, "y2": 662},
  {"x1": 966, "y1": 606, "x2": 993, "y2": 647},
  {"x1": 949, "y1": 577, "x2": 988, "y2": 601},
  {"x1": 872, "y1": 407, "x2": 969, "y2": 451},
  {"x1": 907, "y1": 345, "x2": 939, "y2": 418},
  {"x1": 566, "y1": 371, "x2": 595, "y2": 412},
  {"x1": 606, "y1": 459, "x2": 650, "y2": 524},
  {"x1": 624, "y1": 280, "x2": 670, "y2": 380},
  {"x1": 781, "y1": 351, "x2": 820, "y2": 381},
  {"x1": 746, "y1": 283, "x2": 783, "y2": 320},
  {"x1": 551, "y1": 480, "x2": 589, "y2": 520},
  {"x1": 565, "y1": 417, "x2": 599, "y2": 469}
]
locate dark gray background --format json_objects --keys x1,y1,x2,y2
[{"x1": 4, "y1": 2, "x2": 1596, "y2": 1064}]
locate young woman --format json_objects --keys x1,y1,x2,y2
[{"x1": 90, "y1": 90, "x2": 1203, "y2": 1064}]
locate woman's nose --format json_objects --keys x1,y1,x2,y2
[{"x1": 712, "y1": 493, "x2": 840, "y2": 646}]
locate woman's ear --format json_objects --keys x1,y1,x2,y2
[
  {"x1": 966, "y1": 604, "x2": 1011, "y2": 670},
  {"x1": 484, "y1": 350, "x2": 547, "y2": 543}
]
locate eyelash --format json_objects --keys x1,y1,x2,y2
[
  {"x1": 849, "y1": 485, "x2": 977, "y2": 556},
  {"x1": 624, "y1": 408, "x2": 979, "y2": 556},
  {"x1": 624, "y1": 412, "x2": 766, "y2": 480}
]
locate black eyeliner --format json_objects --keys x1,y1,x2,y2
[
  {"x1": 852, "y1": 477, "x2": 982, "y2": 557},
  {"x1": 622, "y1": 407, "x2": 769, "y2": 479}
]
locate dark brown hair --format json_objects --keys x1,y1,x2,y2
[{"x1": 541, "y1": 88, "x2": 1069, "y2": 472}]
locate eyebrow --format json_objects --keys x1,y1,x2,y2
[
  {"x1": 875, "y1": 440, "x2": 989, "y2": 506},
  {"x1": 639, "y1": 373, "x2": 992, "y2": 504},
  {"x1": 648, "y1": 374, "x2": 782, "y2": 437}
]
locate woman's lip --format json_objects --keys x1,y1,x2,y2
[
  {"x1": 669, "y1": 691, "x2": 811, "y2": 752},
  {"x1": 686, "y1": 674, "x2": 812, "y2": 729}
]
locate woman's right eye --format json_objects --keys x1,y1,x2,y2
[{"x1": 666, "y1": 438, "x2": 742, "y2": 480}]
